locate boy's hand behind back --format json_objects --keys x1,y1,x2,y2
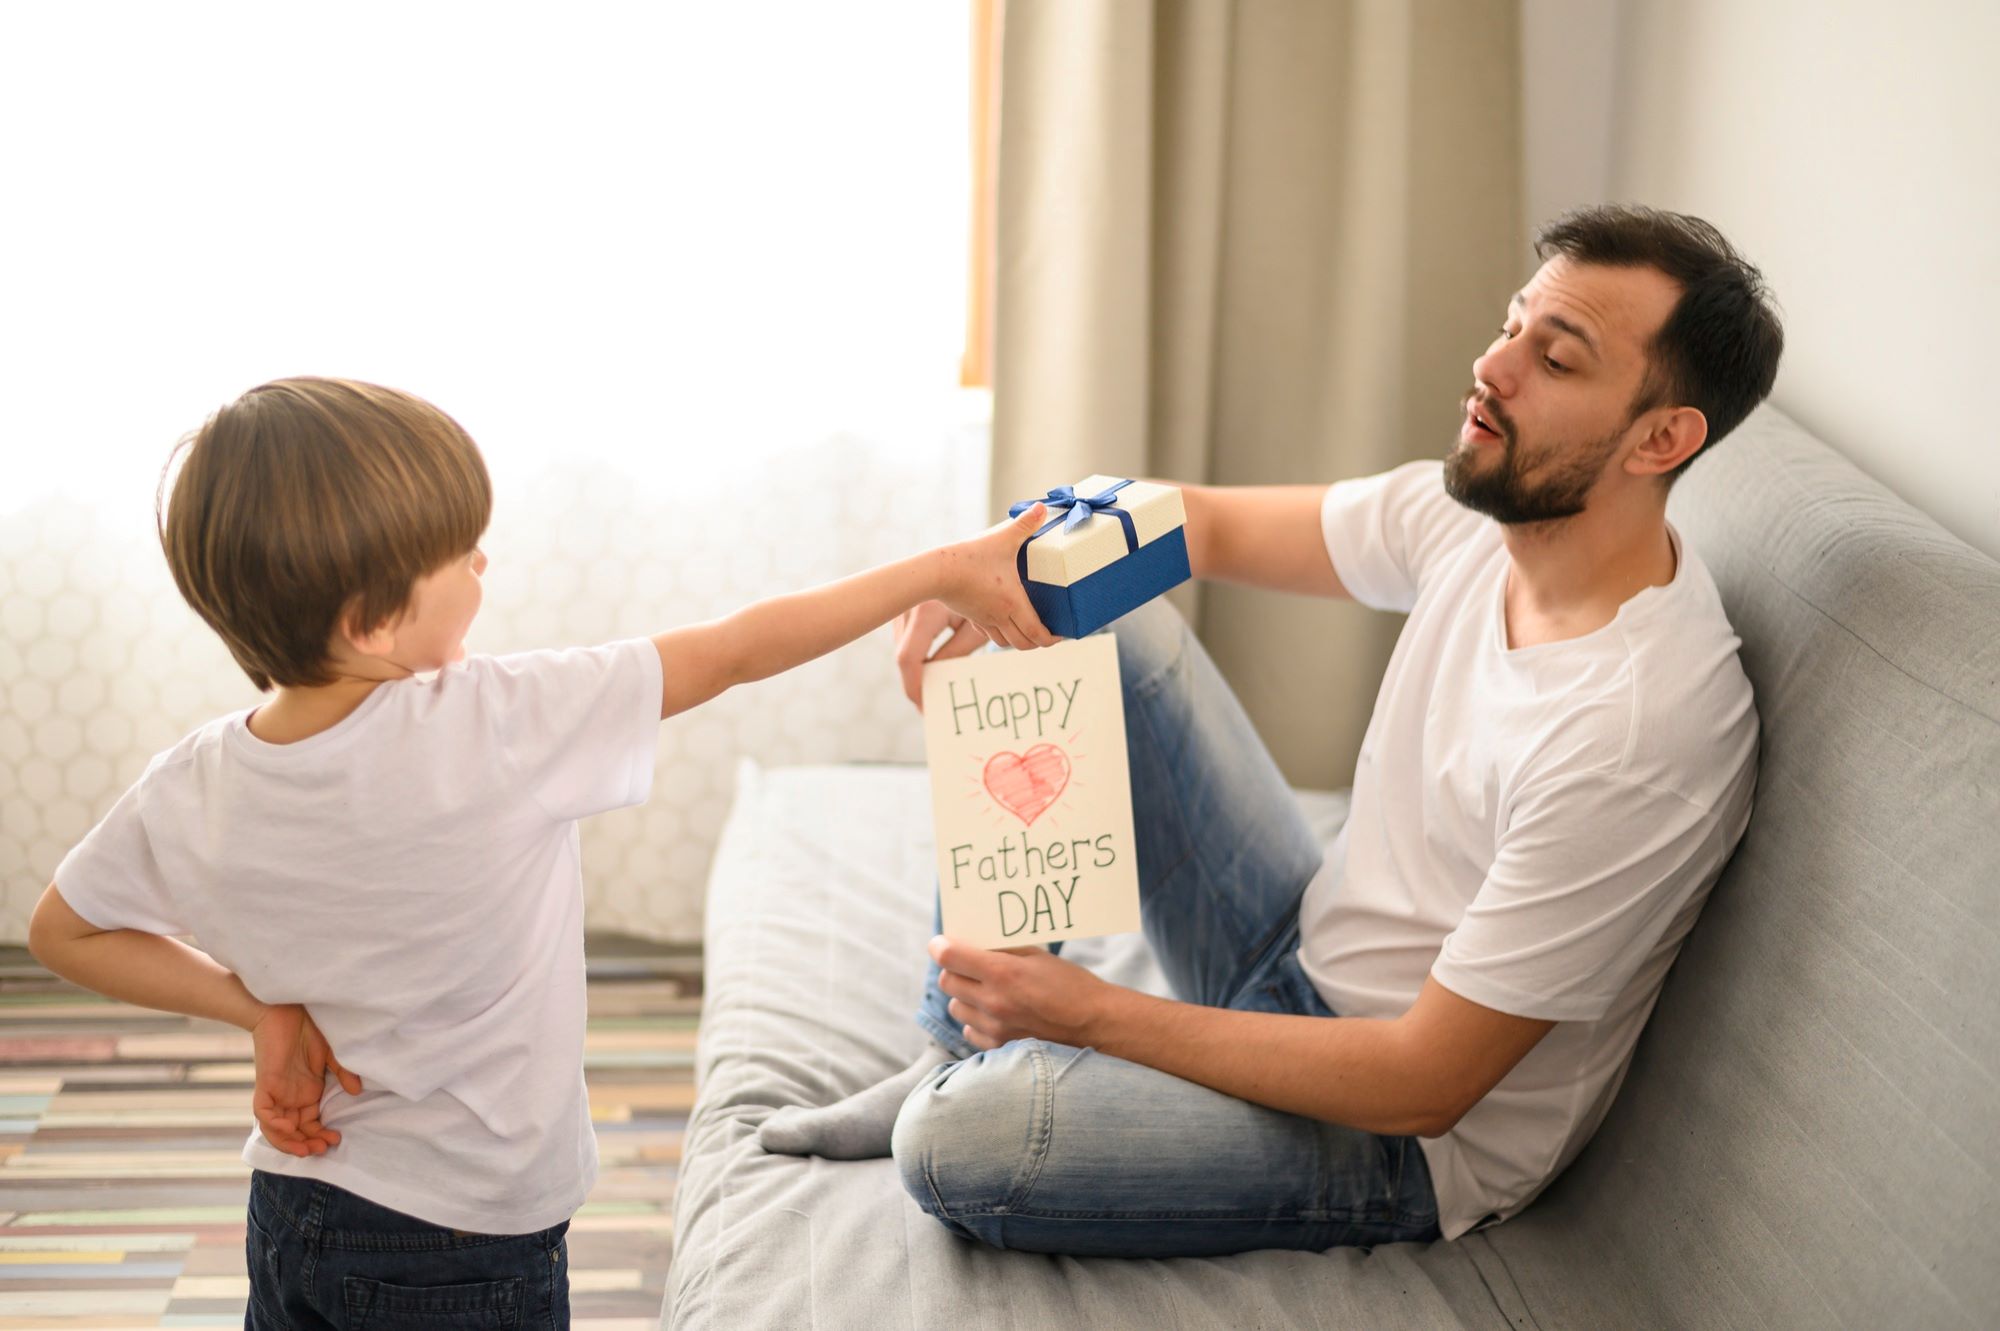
[{"x1": 250, "y1": 1003, "x2": 362, "y2": 1157}]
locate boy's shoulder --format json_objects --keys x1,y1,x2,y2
[
  {"x1": 131, "y1": 649, "x2": 625, "y2": 781},
  {"x1": 428, "y1": 644, "x2": 620, "y2": 687},
  {"x1": 125, "y1": 641, "x2": 656, "y2": 792},
  {"x1": 401, "y1": 646, "x2": 614, "y2": 718},
  {"x1": 442, "y1": 640, "x2": 661, "y2": 711},
  {"x1": 135, "y1": 710, "x2": 246, "y2": 787},
  {"x1": 75, "y1": 712, "x2": 246, "y2": 860}
]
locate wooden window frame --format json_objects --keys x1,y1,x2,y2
[{"x1": 960, "y1": 0, "x2": 1002, "y2": 389}]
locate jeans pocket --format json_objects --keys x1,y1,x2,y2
[
  {"x1": 244, "y1": 1211, "x2": 288, "y2": 1331},
  {"x1": 342, "y1": 1274, "x2": 524, "y2": 1330}
]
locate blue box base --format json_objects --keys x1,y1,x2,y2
[{"x1": 1022, "y1": 527, "x2": 1192, "y2": 639}]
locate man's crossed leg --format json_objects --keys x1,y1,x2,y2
[{"x1": 761, "y1": 601, "x2": 1440, "y2": 1258}]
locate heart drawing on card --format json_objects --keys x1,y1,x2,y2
[{"x1": 982, "y1": 744, "x2": 1072, "y2": 827}]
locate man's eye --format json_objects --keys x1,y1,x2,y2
[
  {"x1": 1496, "y1": 326, "x2": 1514, "y2": 339},
  {"x1": 1544, "y1": 356, "x2": 1567, "y2": 374}
]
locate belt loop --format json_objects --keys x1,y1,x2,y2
[{"x1": 305, "y1": 1179, "x2": 330, "y2": 1240}]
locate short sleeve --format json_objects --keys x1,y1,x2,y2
[
  {"x1": 1429, "y1": 773, "x2": 1728, "y2": 1023},
  {"x1": 476, "y1": 638, "x2": 664, "y2": 823},
  {"x1": 1321, "y1": 460, "x2": 1486, "y2": 613},
  {"x1": 54, "y1": 767, "x2": 188, "y2": 937}
]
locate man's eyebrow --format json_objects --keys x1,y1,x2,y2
[
  {"x1": 1544, "y1": 314, "x2": 1600, "y2": 358},
  {"x1": 1507, "y1": 292, "x2": 1601, "y2": 358}
]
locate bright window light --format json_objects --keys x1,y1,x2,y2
[{"x1": 0, "y1": 2, "x2": 974, "y2": 520}]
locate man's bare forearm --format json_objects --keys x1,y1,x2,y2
[
  {"x1": 1087, "y1": 986, "x2": 1451, "y2": 1136},
  {"x1": 1161, "y1": 482, "x2": 1348, "y2": 598}
]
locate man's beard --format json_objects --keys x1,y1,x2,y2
[{"x1": 1444, "y1": 388, "x2": 1622, "y2": 526}]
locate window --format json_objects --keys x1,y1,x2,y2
[{"x1": 1, "y1": 1, "x2": 978, "y2": 516}]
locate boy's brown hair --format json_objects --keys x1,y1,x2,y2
[{"x1": 157, "y1": 377, "x2": 492, "y2": 691}]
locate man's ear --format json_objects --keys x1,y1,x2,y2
[{"x1": 1625, "y1": 405, "x2": 1707, "y2": 480}]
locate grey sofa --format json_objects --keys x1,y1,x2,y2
[{"x1": 665, "y1": 406, "x2": 2000, "y2": 1329}]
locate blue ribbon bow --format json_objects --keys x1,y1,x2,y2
[{"x1": 1009, "y1": 479, "x2": 1139, "y2": 584}]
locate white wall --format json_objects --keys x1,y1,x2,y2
[
  {"x1": 1594, "y1": 0, "x2": 1999, "y2": 559},
  {"x1": 1520, "y1": 0, "x2": 1622, "y2": 250}
]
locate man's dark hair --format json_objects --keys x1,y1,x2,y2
[{"x1": 1535, "y1": 204, "x2": 1783, "y2": 480}]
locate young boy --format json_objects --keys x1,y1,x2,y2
[{"x1": 27, "y1": 377, "x2": 1049, "y2": 1328}]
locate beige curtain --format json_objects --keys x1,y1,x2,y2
[{"x1": 990, "y1": 0, "x2": 1523, "y2": 787}]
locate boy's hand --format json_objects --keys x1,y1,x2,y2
[
  {"x1": 250, "y1": 1003, "x2": 362, "y2": 1157},
  {"x1": 937, "y1": 504, "x2": 1059, "y2": 652}
]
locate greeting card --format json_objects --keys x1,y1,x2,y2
[{"x1": 920, "y1": 636, "x2": 1142, "y2": 948}]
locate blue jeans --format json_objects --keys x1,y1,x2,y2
[
  {"x1": 245, "y1": 1171, "x2": 571, "y2": 1330},
  {"x1": 896, "y1": 600, "x2": 1441, "y2": 1258}
]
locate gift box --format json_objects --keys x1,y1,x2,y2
[{"x1": 1008, "y1": 475, "x2": 1191, "y2": 639}]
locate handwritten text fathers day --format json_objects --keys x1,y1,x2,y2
[{"x1": 921, "y1": 636, "x2": 1142, "y2": 948}]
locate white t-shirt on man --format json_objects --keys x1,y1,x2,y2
[
  {"x1": 54, "y1": 639, "x2": 663, "y2": 1235},
  {"x1": 1300, "y1": 461, "x2": 1758, "y2": 1241}
]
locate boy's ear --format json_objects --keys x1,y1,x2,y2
[{"x1": 338, "y1": 601, "x2": 400, "y2": 660}]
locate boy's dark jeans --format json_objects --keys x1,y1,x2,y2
[{"x1": 246, "y1": 1170, "x2": 570, "y2": 1330}]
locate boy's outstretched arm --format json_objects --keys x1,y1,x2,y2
[
  {"x1": 652, "y1": 504, "x2": 1055, "y2": 720},
  {"x1": 28, "y1": 884, "x2": 361, "y2": 1156}
]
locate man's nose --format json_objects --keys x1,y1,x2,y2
[{"x1": 1472, "y1": 343, "x2": 1516, "y2": 398}]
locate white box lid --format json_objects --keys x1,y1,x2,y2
[{"x1": 1022, "y1": 476, "x2": 1186, "y2": 587}]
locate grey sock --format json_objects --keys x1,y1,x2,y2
[{"x1": 756, "y1": 1041, "x2": 954, "y2": 1160}]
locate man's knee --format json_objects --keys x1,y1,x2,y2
[
  {"x1": 890, "y1": 1042, "x2": 1052, "y2": 1226},
  {"x1": 1098, "y1": 596, "x2": 1189, "y2": 693}
]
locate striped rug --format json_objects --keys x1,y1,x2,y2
[{"x1": 0, "y1": 936, "x2": 698, "y2": 1329}]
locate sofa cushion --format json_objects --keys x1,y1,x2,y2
[{"x1": 667, "y1": 760, "x2": 1510, "y2": 1329}]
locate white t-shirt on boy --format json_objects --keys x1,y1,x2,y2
[{"x1": 55, "y1": 639, "x2": 663, "y2": 1235}]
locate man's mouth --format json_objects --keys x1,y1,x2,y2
[{"x1": 1465, "y1": 401, "x2": 1504, "y2": 443}]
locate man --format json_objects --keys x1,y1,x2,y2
[{"x1": 760, "y1": 205, "x2": 1784, "y2": 1256}]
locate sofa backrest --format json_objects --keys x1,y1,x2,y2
[{"x1": 1478, "y1": 406, "x2": 2000, "y2": 1328}]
